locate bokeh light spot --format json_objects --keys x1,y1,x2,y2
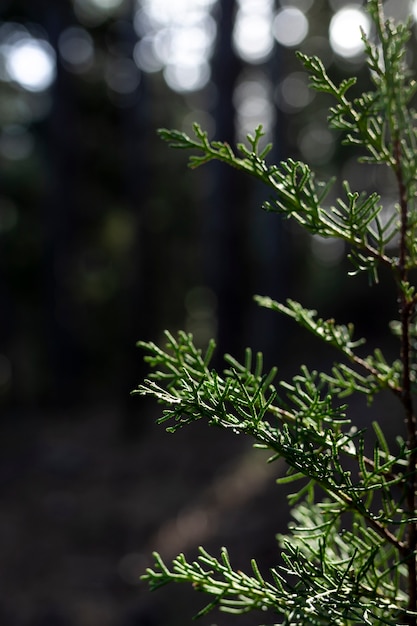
[
  {"x1": 135, "y1": 0, "x2": 216, "y2": 92},
  {"x1": 233, "y1": 12, "x2": 274, "y2": 63},
  {"x1": 298, "y1": 123, "x2": 335, "y2": 165},
  {"x1": 133, "y1": 37, "x2": 163, "y2": 73},
  {"x1": 89, "y1": 0, "x2": 124, "y2": 8},
  {"x1": 185, "y1": 285, "x2": 217, "y2": 346},
  {"x1": 58, "y1": 27, "x2": 94, "y2": 72},
  {"x1": 234, "y1": 72, "x2": 274, "y2": 140},
  {"x1": 6, "y1": 38, "x2": 56, "y2": 92},
  {"x1": 164, "y1": 60, "x2": 210, "y2": 93},
  {"x1": 139, "y1": 0, "x2": 217, "y2": 28},
  {"x1": 277, "y1": 71, "x2": 313, "y2": 112},
  {"x1": 273, "y1": 7, "x2": 309, "y2": 47},
  {"x1": 170, "y1": 20, "x2": 216, "y2": 65},
  {"x1": 74, "y1": 0, "x2": 125, "y2": 26},
  {"x1": 329, "y1": 6, "x2": 370, "y2": 58}
]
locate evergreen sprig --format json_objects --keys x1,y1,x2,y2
[
  {"x1": 158, "y1": 124, "x2": 395, "y2": 282},
  {"x1": 135, "y1": 0, "x2": 417, "y2": 623},
  {"x1": 255, "y1": 296, "x2": 402, "y2": 398}
]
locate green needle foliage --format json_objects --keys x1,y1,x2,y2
[{"x1": 132, "y1": 1, "x2": 417, "y2": 624}]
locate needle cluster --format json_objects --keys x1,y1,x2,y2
[{"x1": 133, "y1": 2, "x2": 417, "y2": 623}]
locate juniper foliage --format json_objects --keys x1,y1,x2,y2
[{"x1": 133, "y1": 1, "x2": 417, "y2": 623}]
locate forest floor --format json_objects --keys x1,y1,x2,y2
[{"x1": 0, "y1": 402, "x2": 289, "y2": 626}]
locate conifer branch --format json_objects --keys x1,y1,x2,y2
[
  {"x1": 136, "y1": 1, "x2": 417, "y2": 622},
  {"x1": 255, "y1": 296, "x2": 403, "y2": 398}
]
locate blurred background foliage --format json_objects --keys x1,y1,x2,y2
[{"x1": 0, "y1": 0, "x2": 415, "y2": 625}]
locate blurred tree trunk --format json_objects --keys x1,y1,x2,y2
[
  {"x1": 246, "y1": 45, "x2": 291, "y2": 368},
  {"x1": 34, "y1": 1, "x2": 84, "y2": 406},
  {"x1": 206, "y1": 0, "x2": 247, "y2": 362},
  {"x1": 206, "y1": 0, "x2": 289, "y2": 366}
]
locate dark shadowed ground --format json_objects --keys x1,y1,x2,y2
[{"x1": 0, "y1": 402, "x2": 292, "y2": 626}]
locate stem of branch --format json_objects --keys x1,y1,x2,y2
[{"x1": 394, "y1": 135, "x2": 417, "y2": 624}]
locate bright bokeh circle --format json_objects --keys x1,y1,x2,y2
[
  {"x1": 273, "y1": 7, "x2": 309, "y2": 48},
  {"x1": 6, "y1": 37, "x2": 56, "y2": 92},
  {"x1": 329, "y1": 6, "x2": 371, "y2": 58}
]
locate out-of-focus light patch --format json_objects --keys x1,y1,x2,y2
[
  {"x1": 273, "y1": 7, "x2": 309, "y2": 47},
  {"x1": 185, "y1": 285, "x2": 217, "y2": 347},
  {"x1": 298, "y1": 123, "x2": 335, "y2": 165},
  {"x1": 75, "y1": 0, "x2": 124, "y2": 16},
  {"x1": 311, "y1": 234, "x2": 344, "y2": 266},
  {"x1": 279, "y1": 0, "x2": 314, "y2": 10},
  {"x1": 58, "y1": 27, "x2": 94, "y2": 73},
  {"x1": 139, "y1": 0, "x2": 217, "y2": 28},
  {"x1": 134, "y1": 1, "x2": 216, "y2": 93},
  {"x1": 234, "y1": 73, "x2": 271, "y2": 108},
  {"x1": 105, "y1": 57, "x2": 140, "y2": 94},
  {"x1": 276, "y1": 71, "x2": 313, "y2": 113},
  {"x1": 6, "y1": 38, "x2": 56, "y2": 92},
  {"x1": 89, "y1": 0, "x2": 124, "y2": 9},
  {"x1": 0, "y1": 25, "x2": 56, "y2": 113},
  {"x1": 133, "y1": 9, "x2": 154, "y2": 37},
  {"x1": 0, "y1": 125, "x2": 34, "y2": 160},
  {"x1": 164, "y1": 60, "x2": 210, "y2": 93},
  {"x1": 234, "y1": 72, "x2": 274, "y2": 140},
  {"x1": 413, "y1": 0, "x2": 417, "y2": 21},
  {"x1": 167, "y1": 21, "x2": 216, "y2": 66},
  {"x1": 233, "y1": 10, "x2": 274, "y2": 63},
  {"x1": 236, "y1": 87, "x2": 272, "y2": 120},
  {"x1": 150, "y1": 28, "x2": 171, "y2": 65},
  {"x1": 73, "y1": 0, "x2": 125, "y2": 26},
  {"x1": 329, "y1": 6, "x2": 370, "y2": 58},
  {"x1": 0, "y1": 22, "x2": 28, "y2": 42},
  {"x1": 102, "y1": 210, "x2": 137, "y2": 254},
  {"x1": 133, "y1": 36, "x2": 163, "y2": 73},
  {"x1": 0, "y1": 198, "x2": 18, "y2": 233},
  {"x1": 237, "y1": 0, "x2": 274, "y2": 7},
  {"x1": 148, "y1": 18, "x2": 216, "y2": 67},
  {"x1": 0, "y1": 23, "x2": 26, "y2": 81}
]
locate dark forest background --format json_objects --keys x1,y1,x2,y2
[{"x1": 0, "y1": 1, "x2": 413, "y2": 625}]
